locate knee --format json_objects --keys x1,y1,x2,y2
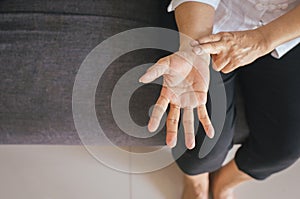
[
  {"x1": 236, "y1": 143, "x2": 300, "y2": 180},
  {"x1": 262, "y1": 147, "x2": 300, "y2": 167},
  {"x1": 264, "y1": 131, "x2": 300, "y2": 165}
]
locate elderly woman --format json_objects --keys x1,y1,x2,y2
[{"x1": 140, "y1": 0, "x2": 300, "y2": 198}]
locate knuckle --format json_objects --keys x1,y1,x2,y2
[
  {"x1": 196, "y1": 93, "x2": 207, "y2": 104},
  {"x1": 220, "y1": 32, "x2": 235, "y2": 44},
  {"x1": 157, "y1": 57, "x2": 168, "y2": 65},
  {"x1": 157, "y1": 58, "x2": 164, "y2": 64},
  {"x1": 185, "y1": 131, "x2": 194, "y2": 135},
  {"x1": 203, "y1": 124, "x2": 212, "y2": 130},
  {"x1": 211, "y1": 42, "x2": 218, "y2": 49},
  {"x1": 231, "y1": 49, "x2": 239, "y2": 56},
  {"x1": 227, "y1": 62, "x2": 235, "y2": 68},
  {"x1": 160, "y1": 98, "x2": 169, "y2": 105},
  {"x1": 225, "y1": 32, "x2": 235, "y2": 38},
  {"x1": 150, "y1": 115, "x2": 160, "y2": 120},
  {"x1": 223, "y1": 56, "x2": 231, "y2": 63},
  {"x1": 154, "y1": 104, "x2": 164, "y2": 111},
  {"x1": 228, "y1": 40, "x2": 235, "y2": 46},
  {"x1": 167, "y1": 118, "x2": 178, "y2": 125},
  {"x1": 203, "y1": 119, "x2": 212, "y2": 125},
  {"x1": 231, "y1": 56, "x2": 239, "y2": 64},
  {"x1": 167, "y1": 130, "x2": 177, "y2": 134},
  {"x1": 199, "y1": 114, "x2": 208, "y2": 120},
  {"x1": 228, "y1": 32, "x2": 235, "y2": 37},
  {"x1": 219, "y1": 32, "x2": 226, "y2": 37},
  {"x1": 220, "y1": 32, "x2": 231, "y2": 38},
  {"x1": 222, "y1": 66, "x2": 232, "y2": 73},
  {"x1": 170, "y1": 104, "x2": 180, "y2": 109},
  {"x1": 151, "y1": 111, "x2": 162, "y2": 118},
  {"x1": 183, "y1": 120, "x2": 194, "y2": 125},
  {"x1": 209, "y1": 35, "x2": 215, "y2": 40}
]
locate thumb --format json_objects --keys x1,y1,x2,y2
[{"x1": 139, "y1": 59, "x2": 169, "y2": 83}]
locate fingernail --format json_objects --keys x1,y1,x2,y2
[
  {"x1": 148, "y1": 118, "x2": 159, "y2": 133},
  {"x1": 148, "y1": 124, "x2": 155, "y2": 133},
  {"x1": 190, "y1": 40, "x2": 199, "y2": 46},
  {"x1": 193, "y1": 47, "x2": 202, "y2": 55},
  {"x1": 168, "y1": 138, "x2": 177, "y2": 148},
  {"x1": 187, "y1": 140, "x2": 195, "y2": 149},
  {"x1": 207, "y1": 126, "x2": 215, "y2": 139},
  {"x1": 139, "y1": 76, "x2": 148, "y2": 83},
  {"x1": 212, "y1": 63, "x2": 220, "y2": 71}
]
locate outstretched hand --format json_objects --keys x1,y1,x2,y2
[{"x1": 139, "y1": 50, "x2": 214, "y2": 149}]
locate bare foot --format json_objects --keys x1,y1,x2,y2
[
  {"x1": 210, "y1": 160, "x2": 252, "y2": 199},
  {"x1": 182, "y1": 173, "x2": 209, "y2": 199}
]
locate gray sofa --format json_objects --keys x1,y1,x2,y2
[{"x1": 0, "y1": 0, "x2": 249, "y2": 146}]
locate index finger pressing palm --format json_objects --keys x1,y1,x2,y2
[{"x1": 139, "y1": 51, "x2": 214, "y2": 149}]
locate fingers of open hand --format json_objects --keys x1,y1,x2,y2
[
  {"x1": 139, "y1": 59, "x2": 169, "y2": 83},
  {"x1": 166, "y1": 104, "x2": 180, "y2": 148},
  {"x1": 148, "y1": 95, "x2": 169, "y2": 132},
  {"x1": 183, "y1": 107, "x2": 195, "y2": 149},
  {"x1": 197, "y1": 105, "x2": 214, "y2": 139}
]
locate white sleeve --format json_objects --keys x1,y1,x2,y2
[
  {"x1": 271, "y1": 37, "x2": 300, "y2": 59},
  {"x1": 167, "y1": 0, "x2": 221, "y2": 12}
]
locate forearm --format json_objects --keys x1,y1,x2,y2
[
  {"x1": 258, "y1": 4, "x2": 300, "y2": 52},
  {"x1": 174, "y1": 2, "x2": 215, "y2": 50}
]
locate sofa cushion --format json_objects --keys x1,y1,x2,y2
[{"x1": 0, "y1": 0, "x2": 249, "y2": 145}]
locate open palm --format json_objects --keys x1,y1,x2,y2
[{"x1": 139, "y1": 51, "x2": 214, "y2": 149}]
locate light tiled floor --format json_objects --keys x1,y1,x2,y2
[{"x1": 0, "y1": 145, "x2": 299, "y2": 199}]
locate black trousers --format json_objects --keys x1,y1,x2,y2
[{"x1": 173, "y1": 45, "x2": 300, "y2": 180}]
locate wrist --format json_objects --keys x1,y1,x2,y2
[
  {"x1": 178, "y1": 33, "x2": 198, "y2": 52},
  {"x1": 177, "y1": 33, "x2": 211, "y2": 67},
  {"x1": 179, "y1": 42, "x2": 193, "y2": 52},
  {"x1": 255, "y1": 27, "x2": 275, "y2": 54}
]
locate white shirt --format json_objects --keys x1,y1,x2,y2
[{"x1": 168, "y1": 0, "x2": 300, "y2": 58}]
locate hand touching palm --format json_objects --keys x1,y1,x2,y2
[{"x1": 139, "y1": 51, "x2": 214, "y2": 149}]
